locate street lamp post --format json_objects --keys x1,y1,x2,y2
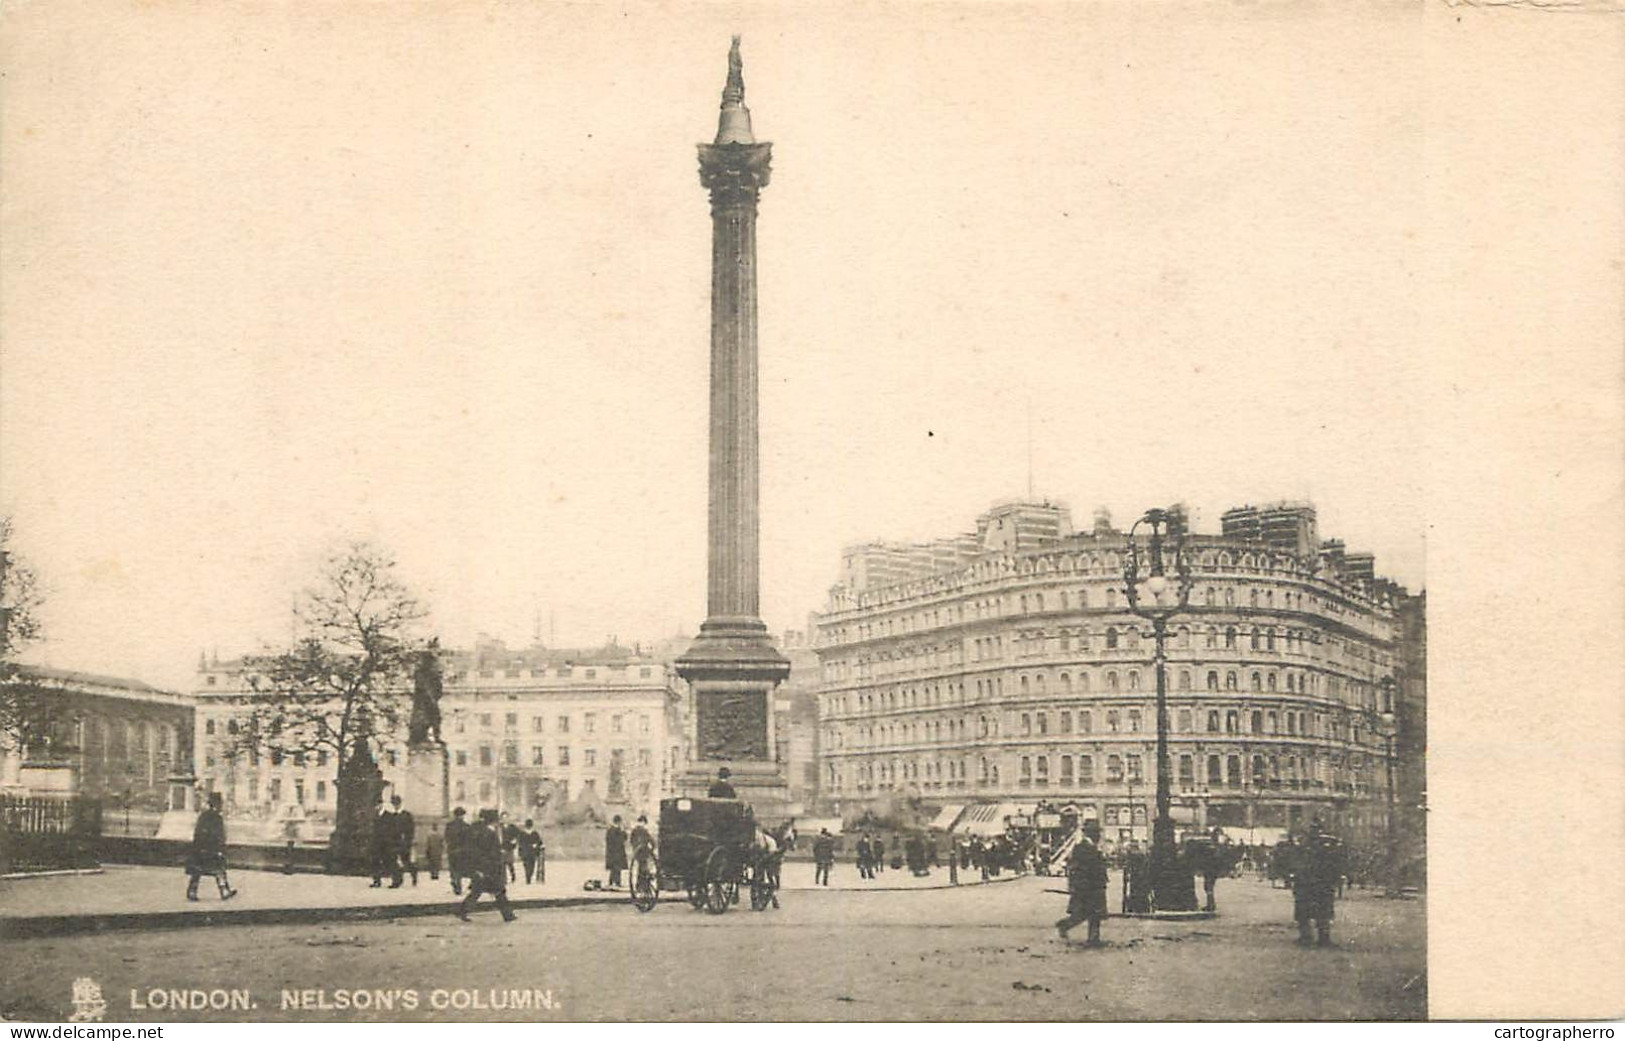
[
  {"x1": 1371, "y1": 678, "x2": 1399, "y2": 892},
  {"x1": 1123, "y1": 508, "x2": 1199, "y2": 912}
]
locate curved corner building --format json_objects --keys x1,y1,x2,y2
[{"x1": 812, "y1": 500, "x2": 1424, "y2": 851}]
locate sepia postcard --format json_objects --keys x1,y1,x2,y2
[{"x1": 1, "y1": 0, "x2": 1621, "y2": 1026}]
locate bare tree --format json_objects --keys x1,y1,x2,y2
[{"x1": 227, "y1": 541, "x2": 427, "y2": 868}]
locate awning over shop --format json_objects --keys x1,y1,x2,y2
[
  {"x1": 951, "y1": 802, "x2": 1037, "y2": 835},
  {"x1": 926, "y1": 804, "x2": 966, "y2": 832}
]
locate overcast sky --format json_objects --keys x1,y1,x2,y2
[{"x1": 2, "y1": 3, "x2": 1428, "y2": 690}]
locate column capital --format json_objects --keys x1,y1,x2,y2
[{"x1": 698, "y1": 142, "x2": 772, "y2": 209}]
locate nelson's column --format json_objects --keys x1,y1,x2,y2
[{"x1": 675, "y1": 38, "x2": 792, "y2": 809}]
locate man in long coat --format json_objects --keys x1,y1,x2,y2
[
  {"x1": 370, "y1": 799, "x2": 399, "y2": 888},
  {"x1": 444, "y1": 806, "x2": 470, "y2": 895},
  {"x1": 393, "y1": 796, "x2": 418, "y2": 887},
  {"x1": 812, "y1": 828, "x2": 836, "y2": 886},
  {"x1": 456, "y1": 808, "x2": 516, "y2": 922},
  {"x1": 186, "y1": 791, "x2": 236, "y2": 901},
  {"x1": 1056, "y1": 825, "x2": 1108, "y2": 946},
  {"x1": 1293, "y1": 823, "x2": 1345, "y2": 946},
  {"x1": 604, "y1": 815, "x2": 628, "y2": 889}
]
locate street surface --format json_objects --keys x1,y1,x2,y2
[{"x1": 1, "y1": 872, "x2": 1424, "y2": 1021}]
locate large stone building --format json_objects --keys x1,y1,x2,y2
[
  {"x1": 192, "y1": 639, "x2": 687, "y2": 829},
  {"x1": 0, "y1": 666, "x2": 193, "y2": 811},
  {"x1": 812, "y1": 500, "x2": 1423, "y2": 848}
]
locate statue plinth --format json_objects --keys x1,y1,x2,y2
[{"x1": 400, "y1": 742, "x2": 449, "y2": 826}]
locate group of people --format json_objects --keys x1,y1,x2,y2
[{"x1": 1056, "y1": 819, "x2": 1350, "y2": 948}]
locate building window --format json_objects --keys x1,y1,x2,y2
[
  {"x1": 1205, "y1": 627, "x2": 1218, "y2": 649},
  {"x1": 1128, "y1": 671, "x2": 1140, "y2": 691},
  {"x1": 1021, "y1": 713, "x2": 1032, "y2": 736},
  {"x1": 455, "y1": 750, "x2": 468, "y2": 767},
  {"x1": 612, "y1": 714, "x2": 623, "y2": 733},
  {"x1": 558, "y1": 715, "x2": 570, "y2": 734},
  {"x1": 533, "y1": 716, "x2": 544, "y2": 732},
  {"x1": 454, "y1": 780, "x2": 466, "y2": 801},
  {"x1": 504, "y1": 712, "x2": 518, "y2": 731},
  {"x1": 584, "y1": 749, "x2": 597, "y2": 767},
  {"x1": 638, "y1": 748, "x2": 652, "y2": 767},
  {"x1": 1226, "y1": 671, "x2": 1239, "y2": 691},
  {"x1": 1225, "y1": 710, "x2": 1239, "y2": 734},
  {"x1": 1206, "y1": 671, "x2": 1219, "y2": 691},
  {"x1": 1251, "y1": 672, "x2": 1262, "y2": 692},
  {"x1": 1126, "y1": 754, "x2": 1143, "y2": 783},
  {"x1": 532, "y1": 746, "x2": 545, "y2": 766},
  {"x1": 1206, "y1": 710, "x2": 1221, "y2": 733},
  {"x1": 1207, "y1": 755, "x2": 1222, "y2": 785},
  {"x1": 1037, "y1": 712, "x2": 1048, "y2": 735},
  {"x1": 1225, "y1": 627, "x2": 1237, "y2": 649},
  {"x1": 1178, "y1": 670, "x2": 1192, "y2": 691},
  {"x1": 1077, "y1": 710, "x2": 1092, "y2": 734},
  {"x1": 1059, "y1": 711, "x2": 1072, "y2": 735},
  {"x1": 1178, "y1": 754, "x2": 1194, "y2": 786},
  {"x1": 559, "y1": 746, "x2": 571, "y2": 765},
  {"x1": 1226, "y1": 755, "x2": 1242, "y2": 787},
  {"x1": 205, "y1": 719, "x2": 216, "y2": 736},
  {"x1": 1267, "y1": 672, "x2": 1277, "y2": 691},
  {"x1": 1106, "y1": 627, "x2": 1118, "y2": 649},
  {"x1": 1127, "y1": 709, "x2": 1142, "y2": 733},
  {"x1": 1035, "y1": 756, "x2": 1049, "y2": 785},
  {"x1": 479, "y1": 780, "x2": 492, "y2": 802},
  {"x1": 1106, "y1": 710, "x2": 1121, "y2": 733},
  {"x1": 1251, "y1": 710, "x2": 1264, "y2": 734},
  {"x1": 640, "y1": 715, "x2": 651, "y2": 734},
  {"x1": 1020, "y1": 757, "x2": 1032, "y2": 783},
  {"x1": 584, "y1": 713, "x2": 596, "y2": 735},
  {"x1": 1078, "y1": 756, "x2": 1094, "y2": 784},
  {"x1": 479, "y1": 713, "x2": 492, "y2": 729},
  {"x1": 1107, "y1": 671, "x2": 1119, "y2": 692},
  {"x1": 1178, "y1": 708, "x2": 1193, "y2": 732},
  {"x1": 479, "y1": 746, "x2": 493, "y2": 767},
  {"x1": 1106, "y1": 755, "x2": 1123, "y2": 783},
  {"x1": 1060, "y1": 755, "x2": 1074, "y2": 785}
]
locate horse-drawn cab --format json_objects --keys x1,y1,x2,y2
[{"x1": 630, "y1": 796, "x2": 780, "y2": 914}]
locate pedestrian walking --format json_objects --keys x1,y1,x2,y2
[
  {"x1": 813, "y1": 828, "x2": 835, "y2": 886},
  {"x1": 1055, "y1": 824, "x2": 1108, "y2": 947},
  {"x1": 370, "y1": 799, "x2": 400, "y2": 888},
  {"x1": 185, "y1": 791, "x2": 237, "y2": 901},
  {"x1": 855, "y1": 832, "x2": 873, "y2": 880},
  {"x1": 394, "y1": 796, "x2": 418, "y2": 887},
  {"x1": 605, "y1": 814, "x2": 628, "y2": 889},
  {"x1": 535, "y1": 830, "x2": 547, "y2": 884},
  {"x1": 445, "y1": 806, "x2": 470, "y2": 895},
  {"x1": 456, "y1": 808, "x2": 517, "y2": 923},
  {"x1": 500, "y1": 815, "x2": 519, "y2": 883},
  {"x1": 874, "y1": 836, "x2": 886, "y2": 874},
  {"x1": 1292, "y1": 822, "x2": 1344, "y2": 947},
  {"x1": 518, "y1": 819, "x2": 542, "y2": 884},
  {"x1": 423, "y1": 822, "x2": 444, "y2": 882}
]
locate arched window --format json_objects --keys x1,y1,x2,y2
[
  {"x1": 1225, "y1": 710, "x2": 1239, "y2": 734},
  {"x1": 1020, "y1": 675, "x2": 1029, "y2": 694},
  {"x1": 1226, "y1": 671, "x2": 1239, "y2": 691},
  {"x1": 1035, "y1": 674, "x2": 1046, "y2": 693},
  {"x1": 1225, "y1": 627, "x2": 1237, "y2": 648},
  {"x1": 1106, "y1": 627, "x2": 1119, "y2": 649},
  {"x1": 1178, "y1": 670, "x2": 1192, "y2": 691},
  {"x1": 1079, "y1": 672, "x2": 1091, "y2": 692},
  {"x1": 1127, "y1": 709, "x2": 1142, "y2": 732},
  {"x1": 1107, "y1": 710, "x2": 1121, "y2": 733},
  {"x1": 1206, "y1": 710, "x2": 1221, "y2": 733},
  {"x1": 1267, "y1": 672, "x2": 1278, "y2": 691},
  {"x1": 1206, "y1": 627, "x2": 1218, "y2": 648},
  {"x1": 1060, "y1": 673, "x2": 1072, "y2": 692},
  {"x1": 1178, "y1": 626, "x2": 1191, "y2": 648},
  {"x1": 1206, "y1": 671, "x2": 1220, "y2": 691},
  {"x1": 1249, "y1": 589, "x2": 1259, "y2": 608},
  {"x1": 1205, "y1": 588, "x2": 1216, "y2": 606},
  {"x1": 1225, "y1": 588, "x2": 1235, "y2": 606},
  {"x1": 1128, "y1": 671, "x2": 1141, "y2": 691},
  {"x1": 1268, "y1": 710, "x2": 1279, "y2": 734},
  {"x1": 1106, "y1": 588, "x2": 1118, "y2": 607},
  {"x1": 1250, "y1": 628, "x2": 1262, "y2": 650},
  {"x1": 1267, "y1": 628, "x2": 1277, "y2": 651},
  {"x1": 1251, "y1": 672, "x2": 1262, "y2": 692},
  {"x1": 1126, "y1": 628, "x2": 1140, "y2": 649},
  {"x1": 1107, "y1": 671, "x2": 1120, "y2": 692},
  {"x1": 1251, "y1": 710, "x2": 1264, "y2": 734}
]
